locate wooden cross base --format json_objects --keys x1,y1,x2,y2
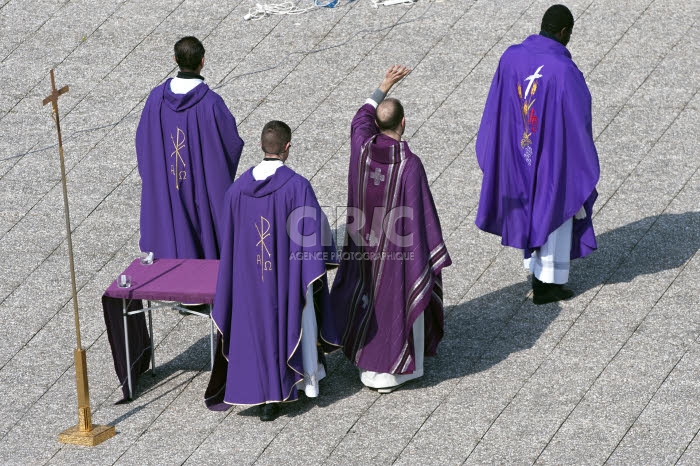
[{"x1": 59, "y1": 424, "x2": 116, "y2": 447}]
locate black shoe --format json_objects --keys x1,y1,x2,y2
[
  {"x1": 532, "y1": 275, "x2": 545, "y2": 292},
  {"x1": 259, "y1": 403, "x2": 280, "y2": 422},
  {"x1": 533, "y1": 282, "x2": 574, "y2": 305}
]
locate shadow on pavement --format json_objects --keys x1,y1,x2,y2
[
  {"x1": 108, "y1": 334, "x2": 211, "y2": 425},
  {"x1": 572, "y1": 212, "x2": 700, "y2": 293},
  {"x1": 412, "y1": 212, "x2": 700, "y2": 387},
  {"x1": 110, "y1": 213, "x2": 700, "y2": 412}
]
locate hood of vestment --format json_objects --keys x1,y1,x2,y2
[
  {"x1": 162, "y1": 78, "x2": 210, "y2": 111},
  {"x1": 521, "y1": 34, "x2": 572, "y2": 59},
  {"x1": 239, "y1": 165, "x2": 295, "y2": 197},
  {"x1": 367, "y1": 133, "x2": 406, "y2": 164}
]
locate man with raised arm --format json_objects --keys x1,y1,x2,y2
[
  {"x1": 136, "y1": 36, "x2": 244, "y2": 260},
  {"x1": 205, "y1": 121, "x2": 340, "y2": 421},
  {"x1": 475, "y1": 4, "x2": 600, "y2": 304},
  {"x1": 331, "y1": 66, "x2": 452, "y2": 393}
]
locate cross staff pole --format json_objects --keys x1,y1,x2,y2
[{"x1": 42, "y1": 69, "x2": 116, "y2": 447}]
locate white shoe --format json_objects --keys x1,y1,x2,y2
[{"x1": 377, "y1": 384, "x2": 403, "y2": 394}]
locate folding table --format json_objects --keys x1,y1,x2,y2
[{"x1": 103, "y1": 258, "x2": 219, "y2": 400}]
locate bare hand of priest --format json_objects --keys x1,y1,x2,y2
[{"x1": 379, "y1": 65, "x2": 411, "y2": 93}]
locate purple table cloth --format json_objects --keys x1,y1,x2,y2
[{"x1": 102, "y1": 258, "x2": 219, "y2": 401}]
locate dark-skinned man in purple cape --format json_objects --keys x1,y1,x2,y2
[
  {"x1": 475, "y1": 4, "x2": 600, "y2": 305},
  {"x1": 331, "y1": 66, "x2": 452, "y2": 393},
  {"x1": 136, "y1": 36, "x2": 244, "y2": 260},
  {"x1": 205, "y1": 121, "x2": 341, "y2": 422}
]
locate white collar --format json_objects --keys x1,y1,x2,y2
[
  {"x1": 252, "y1": 160, "x2": 284, "y2": 181},
  {"x1": 170, "y1": 76, "x2": 203, "y2": 95}
]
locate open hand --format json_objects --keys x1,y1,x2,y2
[{"x1": 379, "y1": 65, "x2": 411, "y2": 93}]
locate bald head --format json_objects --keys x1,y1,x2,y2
[
  {"x1": 375, "y1": 98, "x2": 404, "y2": 133},
  {"x1": 261, "y1": 120, "x2": 291, "y2": 156}
]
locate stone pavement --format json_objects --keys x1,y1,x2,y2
[{"x1": 0, "y1": 0, "x2": 699, "y2": 463}]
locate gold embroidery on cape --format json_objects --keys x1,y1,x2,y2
[
  {"x1": 256, "y1": 216, "x2": 273, "y2": 281},
  {"x1": 170, "y1": 128, "x2": 187, "y2": 190},
  {"x1": 518, "y1": 65, "x2": 544, "y2": 164}
]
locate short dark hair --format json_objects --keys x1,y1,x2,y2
[
  {"x1": 174, "y1": 36, "x2": 205, "y2": 71},
  {"x1": 375, "y1": 98, "x2": 404, "y2": 132},
  {"x1": 541, "y1": 4, "x2": 574, "y2": 34},
  {"x1": 261, "y1": 121, "x2": 292, "y2": 155}
]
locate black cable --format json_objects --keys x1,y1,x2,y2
[{"x1": 0, "y1": 1, "x2": 437, "y2": 163}]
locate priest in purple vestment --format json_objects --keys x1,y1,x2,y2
[
  {"x1": 136, "y1": 36, "x2": 244, "y2": 260},
  {"x1": 205, "y1": 121, "x2": 340, "y2": 421},
  {"x1": 475, "y1": 5, "x2": 600, "y2": 305},
  {"x1": 106, "y1": 37, "x2": 244, "y2": 401},
  {"x1": 330, "y1": 66, "x2": 452, "y2": 393}
]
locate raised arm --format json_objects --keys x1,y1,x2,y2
[{"x1": 351, "y1": 65, "x2": 411, "y2": 147}]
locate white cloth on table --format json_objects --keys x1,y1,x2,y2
[
  {"x1": 523, "y1": 217, "x2": 573, "y2": 284},
  {"x1": 359, "y1": 312, "x2": 424, "y2": 389}
]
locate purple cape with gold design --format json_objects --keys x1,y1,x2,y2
[
  {"x1": 330, "y1": 103, "x2": 451, "y2": 375},
  {"x1": 475, "y1": 34, "x2": 599, "y2": 258},
  {"x1": 136, "y1": 79, "x2": 243, "y2": 259},
  {"x1": 205, "y1": 166, "x2": 340, "y2": 409}
]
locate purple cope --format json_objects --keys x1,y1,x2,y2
[
  {"x1": 205, "y1": 166, "x2": 340, "y2": 409},
  {"x1": 330, "y1": 103, "x2": 451, "y2": 376},
  {"x1": 475, "y1": 34, "x2": 600, "y2": 259},
  {"x1": 136, "y1": 79, "x2": 244, "y2": 260}
]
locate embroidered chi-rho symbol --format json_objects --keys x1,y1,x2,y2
[
  {"x1": 170, "y1": 127, "x2": 187, "y2": 189},
  {"x1": 518, "y1": 65, "x2": 543, "y2": 165},
  {"x1": 255, "y1": 216, "x2": 273, "y2": 281},
  {"x1": 369, "y1": 167, "x2": 385, "y2": 186}
]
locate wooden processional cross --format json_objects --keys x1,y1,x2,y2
[{"x1": 43, "y1": 69, "x2": 116, "y2": 446}]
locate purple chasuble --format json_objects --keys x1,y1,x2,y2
[
  {"x1": 136, "y1": 79, "x2": 244, "y2": 259},
  {"x1": 205, "y1": 166, "x2": 340, "y2": 409},
  {"x1": 475, "y1": 34, "x2": 600, "y2": 259},
  {"x1": 330, "y1": 104, "x2": 452, "y2": 375}
]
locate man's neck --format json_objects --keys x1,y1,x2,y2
[
  {"x1": 176, "y1": 70, "x2": 205, "y2": 80},
  {"x1": 539, "y1": 30, "x2": 564, "y2": 46},
  {"x1": 380, "y1": 129, "x2": 402, "y2": 142}
]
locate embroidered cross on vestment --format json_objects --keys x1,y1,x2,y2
[{"x1": 369, "y1": 167, "x2": 385, "y2": 186}]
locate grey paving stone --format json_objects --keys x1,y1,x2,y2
[
  {"x1": 0, "y1": 0, "x2": 698, "y2": 464},
  {"x1": 688, "y1": 89, "x2": 700, "y2": 110},
  {"x1": 459, "y1": 226, "x2": 695, "y2": 463},
  {"x1": 324, "y1": 389, "x2": 442, "y2": 465},
  {"x1": 0, "y1": 0, "x2": 68, "y2": 60},
  {"x1": 540, "y1": 257, "x2": 700, "y2": 464},
  {"x1": 677, "y1": 429, "x2": 700, "y2": 466},
  {"x1": 254, "y1": 368, "x2": 397, "y2": 464},
  {"x1": 429, "y1": 154, "x2": 480, "y2": 235}
]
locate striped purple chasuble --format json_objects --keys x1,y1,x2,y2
[{"x1": 331, "y1": 104, "x2": 452, "y2": 375}]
